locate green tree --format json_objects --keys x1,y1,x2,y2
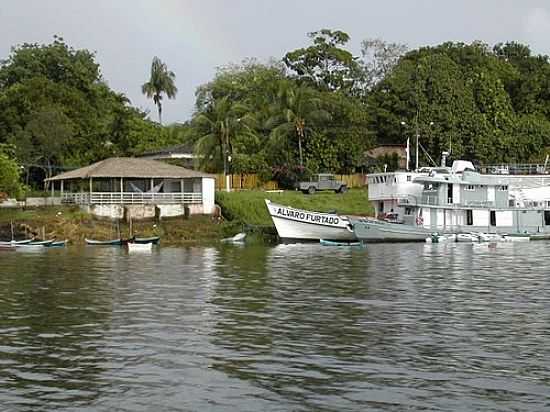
[
  {"x1": 0, "y1": 144, "x2": 24, "y2": 197},
  {"x1": 193, "y1": 96, "x2": 254, "y2": 175},
  {"x1": 141, "y1": 57, "x2": 178, "y2": 124},
  {"x1": 267, "y1": 82, "x2": 331, "y2": 167},
  {"x1": 283, "y1": 29, "x2": 363, "y2": 95}
]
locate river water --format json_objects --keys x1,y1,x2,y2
[{"x1": 0, "y1": 242, "x2": 549, "y2": 411}]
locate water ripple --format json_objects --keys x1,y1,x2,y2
[{"x1": 0, "y1": 243, "x2": 549, "y2": 411}]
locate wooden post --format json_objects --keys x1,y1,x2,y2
[
  {"x1": 51, "y1": 180, "x2": 55, "y2": 197},
  {"x1": 60, "y1": 180, "x2": 64, "y2": 198}
]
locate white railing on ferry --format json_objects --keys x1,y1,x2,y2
[{"x1": 62, "y1": 192, "x2": 202, "y2": 205}]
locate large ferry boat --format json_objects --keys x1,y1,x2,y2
[{"x1": 354, "y1": 160, "x2": 550, "y2": 242}]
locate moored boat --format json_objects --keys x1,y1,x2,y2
[
  {"x1": 85, "y1": 238, "x2": 124, "y2": 246},
  {"x1": 265, "y1": 199, "x2": 356, "y2": 242},
  {"x1": 28, "y1": 239, "x2": 55, "y2": 246},
  {"x1": 133, "y1": 236, "x2": 160, "y2": 245},
  {"x1": 46, "y1": 240, "x2": 68, "y2": 247},
  {"x1": 0, "y1": 238, "x2": 35, "y2": 246},
  {"x1": 126, "y1": 242, "x2": 153, "y2": 252}
]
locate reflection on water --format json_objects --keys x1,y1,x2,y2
[{"x1": 1, "y1": 242, "x2": 550, "y2": 411}]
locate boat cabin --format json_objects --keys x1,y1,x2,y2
[{"x1": 400, "y1": 167, "x2": 550, "y2": 233}]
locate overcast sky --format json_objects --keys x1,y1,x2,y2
[{"x1": 1, "y1": 0, "x2": 550, "y2": 123}]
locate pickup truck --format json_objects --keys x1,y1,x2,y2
[{"x1": 297, "y1": 174, "x2": 347, "y2": 194}]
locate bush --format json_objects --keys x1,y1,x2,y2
[{"x1": 0, "y1": 151, "x2": 24, "y2": 198}]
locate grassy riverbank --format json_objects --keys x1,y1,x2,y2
[
  {"x1": 216, "y1": 189, "x2": 373, "y2": 226},
  {"x1": 0, "y1": 189, "x2": 373, "y2": 244},
  {"x1": 0, "y1": 206, "x2": 227, "y2": 245}
]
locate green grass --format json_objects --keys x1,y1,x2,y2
[{"x1": 216, "y1": 189, "x2": 374, "y2": 226}]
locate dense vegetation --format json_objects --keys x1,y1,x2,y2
[{"x1": 1, "y1": 32, "x2": 550, "y2": 192}]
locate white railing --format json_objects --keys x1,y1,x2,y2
[{"x1": 62, "y1": 192, "x2": 202, "y2": 205}]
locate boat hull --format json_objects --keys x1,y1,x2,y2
[
  {"x1": 265, "y1": 200, "x2": 356, "y2": 242},
  {"x1": 352, "y1": 219, "x2": 432, "y2": 242},
  {"x1": 85, "y1": 238, "x2": 123, "y2": 246},
  {"x1": 133, "y1": 236, "x2": 160, "y2": 245}
]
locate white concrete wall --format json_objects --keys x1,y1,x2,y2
[
  {"x1": 0, "y1": 198, "x2": 23, "y2": 208},
  {"x1": 473, "y1": 210, "x2": 489, "y2": 226},
  {"x1": 0, "y1": 197, "x2": 61, "y2": 208},
  {"x1": 125, "y1": 205, "x2": 156, "y2": 220},
  {"x1": 157, "y1": 204, "x2": 186, "y2": 217},
  {"x1": 88, "y1": 204, "x2": 125, "y2": 219},
  {"x1": 202, "y1": 177, "x2": 215, "y2": 214}
]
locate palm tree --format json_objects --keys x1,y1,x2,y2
[
  {"x1": 142, "y1": 57, "x2": 178, "y2": 124},
  {"x1": 193, "y1": 97, "x2": 254, "y2": 191},
  {"x1": 267, "y1": 82, "x2": 330, "y2": 167}
]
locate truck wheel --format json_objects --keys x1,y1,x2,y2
[
  {"x1": 308, "y1": 186, "x2": 316, "y2": 195},
  {"x1": 338, "y1": 185, "x2": 348, "y2": 193}
]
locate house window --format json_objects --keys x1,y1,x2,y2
[
  {"x1": 407, "y1": 175, "x2": 411, "y2": 182},
  {"x1": 466, "y1": 210, "x2": 473, "y2": 225},
  {"x1": 465, "y1": 185, "x2": 476, "y2": 191},
  {"x1": 490, "y1": 211, "x2": 496, "y2": 226}
]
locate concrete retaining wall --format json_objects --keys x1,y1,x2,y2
[
  {"x1": 0, "y1": 197, "x2": 61, "y2": 208},
  {"x1": 82, "y1": 203, "x2": 212, "y2": 220}
]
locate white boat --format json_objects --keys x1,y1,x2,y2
[
  {"x1": 265, "y1": 199, "x2": 356, "y2": 242},
  {"x1": 456, "y1": 233, "x2": 479, "y2": 242},
  {"x1": 126, "y1": 242, "x2": 153, "y2": 252},
  {"x1": 503, "y1": 234, "x2": 530, "y2": 242},
  {"x1": 221, "y1": 232, "x2": 246, "y2": 243},
  {"x1": 426, "y1": 233, "x2": 457, "y2": 243},
  {"x1": 478, "y1": 233, "x2": 504, "y2": 242}
]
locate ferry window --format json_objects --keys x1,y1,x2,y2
[
  {"x1": 407, "y1": 175, "x2": 411, "y2": 182},
  {"x1": 466, "y1": 210, "x2": 473, "y2": 225},
  {"x1": 498, "y1": 185, "x2": 508, "y2": 191},
  {"x1": 490, "y1": 211, "x2": 496, "y2": 226},
  {"x1": 545, "y1": 211, "x2": 550, "y2": 226},
  {"x1": 465, "y1": 185, "x2": 475, "y2": 191},
  {"x1": 405, "y1": 207, "x2": 413, "y2": 215}
]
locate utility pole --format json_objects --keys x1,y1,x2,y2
[{"x1": 415, "y1": 110, "x2": 420, "y2": 171}]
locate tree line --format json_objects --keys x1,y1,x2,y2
[{"x1": 1, "y1": 31, "x2": 550, "y2": 195}]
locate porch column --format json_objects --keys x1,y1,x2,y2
[
  {"x1": 89, "y1": 178, "x2": 93, "y2": 203},
  {"x1": 180, "y1": 179, "x2": 184, "y2": 193},
  {"x1": 60, "y1": 180, "x2": 64, "y2": 197},
  {"x1": 51, "y1": 180, "x2": 55, "y2": 197},
  {"x1": 151, "y1": 178, "x2": 154, "y2": 191}
]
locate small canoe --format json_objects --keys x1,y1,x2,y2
[
  {"x1": 85, "y1": 238, "x2": 123, "y2": 246},
  {"x1": 133, "y1": 236, "x2": 160, "y2": 245},
  {"x1": 28, "y1": 239, "x2": 55, "y2": 246},
  {"x1": 127, "y1": 242, "x2": 153, "y2": 252},
  {"x1": 320, "y1": 239, "x2": 363, "y2": 247},
  {"x1": 503, "y1": 234, "x2": 530, "y2": 242},
  {"x1": 0, "y1": 238, "x2": 35, "y2": 246},
  {"x1": 15, "y1": 244, "x2": 46, "y2": 250},
  {"x1": 221, "y1": 233, "x2": 246, "y2": 243},
  {"x1": 46, "y1": 240, "x2": 68, "y2": 248}
]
